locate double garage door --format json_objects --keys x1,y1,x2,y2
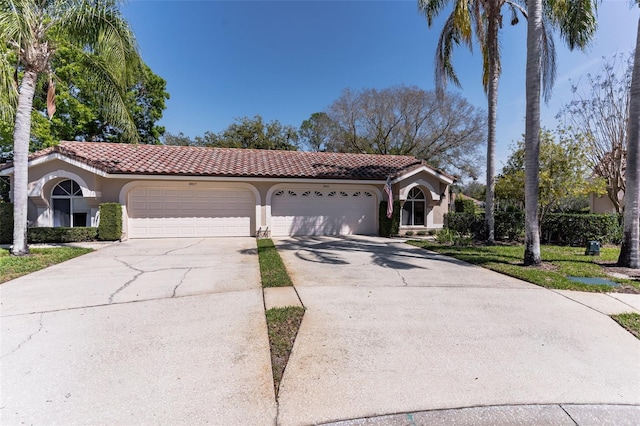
[
  {"x1": 128, "y1": 186, "x2": 254, "y2": 238},
  {"x1": 270, "y1": 187, "x2": 377, "y2": 236},
  {"x1": 126, "y1": 184, "x2": 377, "y2": 238}
]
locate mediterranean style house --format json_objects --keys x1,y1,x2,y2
[{"x1": 0, "y1": 142, "x2": 455, "y2": 239}]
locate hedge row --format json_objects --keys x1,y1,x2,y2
[
  {"x1": 0, "y1": 202, "x2": 122, "y2": 244},
  {"x1": 445, "y1": 212, "x2": 622, "y2": 245}
]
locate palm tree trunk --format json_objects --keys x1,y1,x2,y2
[
  {"x1": 485, "y1": 11, "x2": 499, "y2": 245},
  {"x1": 11, "y1": 70, "x2": 38, "y2": 256},
  {"x1": 523, "y1": 0, "x2": 543, "y2": 266},
  {"x1": 618, "y1": 15, "x2": 640, "y2": 268}
]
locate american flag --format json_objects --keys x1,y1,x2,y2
[{"x1": 384, "y1": 176, "x2": 393, "y2": 218}]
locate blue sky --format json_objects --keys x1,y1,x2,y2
[{"x1": 122, "y1": 0, "x2": 638, "y2": 180}]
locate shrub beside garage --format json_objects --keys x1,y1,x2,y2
[{"x1": 0, "y1": 202, "x2": 122, "y2": 244}]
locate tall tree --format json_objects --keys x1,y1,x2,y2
[
  {"x1": 559, "y1": 53, "x2": 631, "y2": 213},
  {"x1": 523, "y1": 0, "x2": 597, "y2": 265},
  {"x1": 325, "y1": 86, "x2": 486, "y2": 178},
  {"x1": 418, "y1": 0, "x2": 536, "y2": 244},
  {"x1": 299, "y1": 112, "x2": 335, "y2": 152},
  {"x1": 496, "y1": 129, "x2": 596, "y2": 220},
  {"x1": 618, "y1": 2, "x2": 640, "y2": 268},
  {"x1": 212, "y1": 115, "x2": 299, "y2": 150},
  {"x1": 1, "y1": 0, "x2": 143, "y2": 255}
]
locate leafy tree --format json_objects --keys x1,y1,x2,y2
[
  {"x1": 164, "y1": 116, "x2": 299, "y2": 151},
  {"x1": 523, "y1": 0, "x2": 597, "y2": 265},
  {"x1": 324, "y1": 86, "x2": 486, "y2": 178},
  {"x1": 558, "y1": 53, "x2": 631, "y2": 213},
  {"x1": 496, "y1": 129, "x2": 599, "y2": 222},
  {"x1": 619, "y1": 2, "x2": 640, "y2": 268},
  {"x1": 163, "y1": 132, "x2": 195, "y2": 146},
  {"x1": 208, "y1": 115, "x2": 299, "y2": 150},
  {"x1": 418, "y1": 0, "x2": 536, "y2": 243},
  {"x1": 459, "y1": 180, "x2": 486, "y2": 201},
  {"x1": 1, "y1": 0, "x2": 143, "y2": 255},
  {"x1": 26, "y1": 46, "x2": 169, "y2": 148},
  {"x1": 299, "y1": 112, "x2": 335, "y2": 152}
]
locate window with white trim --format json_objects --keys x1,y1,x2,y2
[
  {"x1": 51, "y1": 180, "x2": 89, "y2": 227},
  {"x1": 401, "y1": 187, "x2": 426, "y2": 226}
]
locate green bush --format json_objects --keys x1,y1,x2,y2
[
  {"x1": 28, "y1": 227, "x2": 98, "y2": 243},
  {"x1": 445, "y1": 212, "x2": 483, "y2": 237},
  {"x1": 98, "y1": 203, "x2": 122, "y2": 241},
  {"x1": 0, "y1": 202, "x2": 12, "y2": 244},
  {"x1": 541, "y1": 213, "x2": 622, "y2": 246},
  {"x1": 495, "y1": 210, "x2": 525, "y2": 241},
  {"x1": 454, "y1": 196, "x2": 476, "y2": 213},
  {"x1": 405, "y1": 230, "x2": 414, "y2": 236},
  {"x1": 417, "y1": 230, "x2": 427, "y2": 236},
  {"x1": 379, "y1": 201, "x2": 401, "y2": 237},
  {"x1": 445, "y1": 211, "x2": 621, "y2": 245}
]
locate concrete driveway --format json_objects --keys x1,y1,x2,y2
[
  {"x1": 273, "y1": 236, "x2": 640, "y2": 426},
  {"x1": 1, "y1": 238, "x2": 276, "y2": 425}
]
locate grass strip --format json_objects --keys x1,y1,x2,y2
[
  {"x1": 257, "y1": 238, "x2": 293, "y2": 288},
  {"x1": 611, "y1": 313, "x2": 640, "y2": 339},
  {"x1": 265, "y1": 306, "x2": 305, "y2": 395},
  {"x1": 407, "y1": 241, "x2": 639, "y2": 293},
  {"x1": 0, "y1": 247, "x2": 94, "y2": 284}
]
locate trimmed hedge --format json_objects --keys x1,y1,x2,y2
[
  {"x1": 0, "y1": 202, "x2": 12, "y2": 244},
  {"x1": 445, "y1": 212, "x2": 622, "y2": 245},
  {"x1": 454, "y1": 196, "x2": 476, "y2": 213},
  {"x1": 28, "y1": 227, "x2": 98, "y2": 243},
  {"x1": 379, "y1": 201, "x2": 401, "y2": 237},
  {"x1": 98, "y1": 203, "x2": 122, "y2": 241}
]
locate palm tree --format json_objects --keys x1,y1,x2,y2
[
  {"x1": 0, "y1": 0, "x2": 142, "y2": 255},
  {"x1": 523, "y1": 0, "x2": 597, "y2": 265},
  {"x1": 418, "y1": 0, "x2": 536, "y2": 244},
  {"x1": 617, "y1": 1, "x2": 640, "y2": 268}
]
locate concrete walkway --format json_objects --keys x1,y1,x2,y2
[
  {"x1": 1, "y1": 238, "x2": 276, "y2": 425},
  {"x1": 274, "y1": 236, "x2": 640, "y2": 426}
]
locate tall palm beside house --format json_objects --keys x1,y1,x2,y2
[
  {"x1": 0, "y1": 0, "x2": 142, "y2": 255},
  {"x1": 418, "y1": 0, "x2": 545, "y2": 244},
  {"x1": 523, "y1": 0, "x2": 597, "y2": 265},
  {"x1": 618, "y1": 1, "x2": 640, "y2": 268}
]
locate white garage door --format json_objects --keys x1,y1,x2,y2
[
  {"x1": 271, "y1": 187, "x2": 377, "y2": 236},
  {"x1": 128, "y1": 186, "x2": 254, "y2": 238}
]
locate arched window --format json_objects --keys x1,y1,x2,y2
[
  {"x1": 51, "y1": 180, "x2": 89, "y2": 227},
  {"x1": 401, "y1": 187, "x2": 426, "y2": 226}
]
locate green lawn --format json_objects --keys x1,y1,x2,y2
[
  {"x1": 0, "y1": 247, "x2": 94, "y2": 284},
  {"x1": 407, "y1": 241, "x2": 640, "y2": 293},
  {"x1": 257, "y1": 238, "x2": 293, "y2": 288},
  {"x1": 612, "y1": 313, "x2": 640, "y2": 339},
  {"x1": 265, "y1": 306, "x2": 305, "y2": 394}
]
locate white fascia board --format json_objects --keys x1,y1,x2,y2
[
  {"x1": 391, "y1": 166, "x2": 454, "y2": 185},
  {"x1": 103, "y1": 174, "x2": 385, "y2": 185},
  {"x1": 0, "y1": 153, "x2": 109, "y2": 178}
]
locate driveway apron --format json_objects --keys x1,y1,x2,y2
[
  {"x1": 0, "y1": 238, "x2": 276, "y2": 425},
  {"x1": 274, "y1": 236, "x2": 640, "y2": 426}
]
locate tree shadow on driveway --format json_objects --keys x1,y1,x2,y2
[{"x1": 274, "y1": 236, "x2": 478, "y2": 271}]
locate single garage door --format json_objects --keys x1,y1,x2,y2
[
  {"x1": 271, "y1": 187, "x2": 377, "y2": 236},
  {"x1": 128, "y1": 186, "x2": 254, "y2": 238}
]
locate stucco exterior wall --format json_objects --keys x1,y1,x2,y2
[{"x1": 13, "y1": 157, "x2": 452, "y2": 236}]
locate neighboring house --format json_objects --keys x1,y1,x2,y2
[
  {"x1": 0, "y1": 142, "x2": 454, "y2": 239},
  {"x1": 590, "y1": 192, "x2": 623, "y2": 214}
]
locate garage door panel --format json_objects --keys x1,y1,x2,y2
[
  {"x1": 271, "y1": 187, "x2": 376, "y2": 236},
  {"x1": 128, "y1": 187, "x2": 253, "y2": 238}
]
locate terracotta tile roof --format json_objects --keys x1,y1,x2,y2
[{"x1": 2, "y1": 141, "x2": 454, "y2": 181}]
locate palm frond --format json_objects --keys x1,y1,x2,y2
[
  {"x1": 435, "y1": 13, "x2": 464, "y2": 96},
  {"x1": 418, "y1": 0, "x2": 452, "y2": 26},
  {"x1": 546, "y1": 0, "x2": 597, "y2": 50},
  {"x1": 78, "y1": 49, "x2": 138, "y2": 142},
  {"x1": 540, "y1": 19, "x2": 557, "y2": 103}
]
